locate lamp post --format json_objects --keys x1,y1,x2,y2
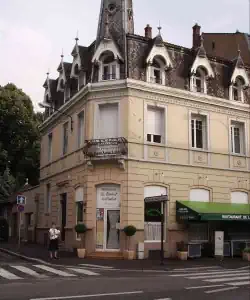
[{"x1": 38, "y1": 102, "x2": 74, "y2": 132}]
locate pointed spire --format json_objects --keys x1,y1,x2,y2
[
  {"x1": 155, "y1": 22, "x2": 164, "y2": 46},
  {"x1": 46, "y1": 69, "x2": 50, "y2": 79},
  {"x1": 75, "y1": 30, "x2": 79, "y2": 44},
  {"x1": 234, "y1": 46, "x2": 244, "y2": 69},
  {"x1": 61, "y1": 48, "x2": 64, "y2": 61},
  {"x1": 197, "y1": 34, "x2": 206, "y2": 58}
]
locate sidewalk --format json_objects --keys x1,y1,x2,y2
[{"x1": 0, "y1": 240, "x2": 249, "y2": 270}]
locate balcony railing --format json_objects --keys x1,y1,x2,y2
[
  {"x1": 83, "y1": 137, "x2": 128, "y2": 160},
  {"x1": 150, "y1": 77, "x2": 163, "y2": 84}
]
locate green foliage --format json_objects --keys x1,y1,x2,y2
[
  {"x1": 243, "y1": 247, "x2": 250, "y2": 253},
  {"x1": 0, "y1": 83, "x2": 41, "y2": 198},
  {"x1": 74, "y1": 223, "x2": 88, "y2": 234},
  {"x1": 123, "y1": 225, "x2": 137, "y2": 237}
]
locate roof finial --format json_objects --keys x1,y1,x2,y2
[
  {"x1": 200, "y1": 34, "x2": 204, "y2": 46},
  {"x1": 61, "y1": 48, "x2": 64, "y2": 60},
  {"x1": 46, "y1": 68, "x2": 50, "y2": 78},
  {"x1": 157, "y1": 21, "x2": 162, "y2": 35},
  {"x1": 75, "y1": 30, "x2": 79, "y2": 43}
]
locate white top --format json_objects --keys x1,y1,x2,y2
[{"x1": 49, "y1": 228, "x2": 60, "y2": 240}]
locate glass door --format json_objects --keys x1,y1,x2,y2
[{"x1": 106, "y1": 210, "x2": 120, "y2": 250}]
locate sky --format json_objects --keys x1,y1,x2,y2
[{"x1": 0, "y1": 0, "x2": 249, "y2": 111}]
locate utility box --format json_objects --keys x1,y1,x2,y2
[{"x1": 137, "y1": 242, "x2": 144, "y2": 259}]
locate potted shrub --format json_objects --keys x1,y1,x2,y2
[
  {"x1": 123, "y1": 225, "x2": 137, "y2": 260},
  {"x1": 242, "y1": 247, "x2": 250, "y2": 261},
  {"x1": 176, "y1": 241, "x2": 188, "y2": 260},
  {"x1": 74, "y1": 223, "x2": 88, "y2": 258}
]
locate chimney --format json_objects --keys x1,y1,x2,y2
[
  {"x1": 192, "y1": 23, "x2": 201, "y2": 49},
  {"x1": 145, "y1": 24, "x2": 152, "y2": 39}
]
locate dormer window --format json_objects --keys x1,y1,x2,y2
[
  {"x1": 190, "y1": 67, "x2": 207, "y2": 94},
  {"x1": 232, "y1": 76, "x2": 244, "y2": 102},
  {"x1": 60, "y1": 79, "x2": 65, "y2": 90},
  {"x1": 99, "y1": 51, "x2": 118, "y2": 81},
  {"x1": 147, "y1": 55, "x2": 169, "y2": 85}
]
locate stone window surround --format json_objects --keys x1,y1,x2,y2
[
  {"x1": 93, "y1": 99, "x2": 122, "y2": 139},
  {"x1": 77, "y1": 109, "x2": 85, "y2": 149},
  {"x1": 229, "y1": 118, "x2": 247, "y2": 156}
]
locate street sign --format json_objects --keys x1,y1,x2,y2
[
  {"x1": 17, "y1": 195, "x2": 26, "y2": 205},
  {"x1": 17, "y1": 205, "x2": 24, "y2": 212},
  {"x1": 144, "y1": 195, "x2": 168, "y2": 203}
]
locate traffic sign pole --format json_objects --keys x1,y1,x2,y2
[{"x1": 18, "y1": 210, "x2": 21, "y2": 251}]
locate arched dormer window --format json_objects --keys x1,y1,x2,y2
[
  {"x1": 149, "y1": 55, "x2": 166, "y2": 84},
  {"x1": 99, "y1": 50, "x2": 119, "y2": 81},
  {"x1": 190, "y1": 66, "x2": 208, "y2": 94},
  {"x1": 232, "y1": 76, "x2": 245, "y2": 102}
]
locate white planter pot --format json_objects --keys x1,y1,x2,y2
[{"x1": 77, "y1": 248, "x2": 86, "y2": 258}]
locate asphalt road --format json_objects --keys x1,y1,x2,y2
[{"x1": 0, "y1": 264, "x2": 249, "y2": 300}]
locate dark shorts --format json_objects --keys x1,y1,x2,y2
[{"x1": 49, "y1": 239, "x2": 59, "y2": 251}]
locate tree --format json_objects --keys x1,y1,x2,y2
[
  {"x1": 0, "y1": 83, "x2": 41, "y2": 193},
  {"x1": 0, "y1": 167, "x2": 16, "y2": 203}
]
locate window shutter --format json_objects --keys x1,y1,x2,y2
[
  {"x1": 99, "y1": 104, "x2": 118, "y2": 138},
  {"x1": 147, "y1": 108, "x2": 163, "y2": 136}
]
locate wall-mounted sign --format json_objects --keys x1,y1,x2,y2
[
  {"x1": 222, "y1": 215, "x2": 250, "y2": 221},
  {"x1": 96, "y1": 208, "x2": 104, "y2": 221},
  {"x1": 144, "y1": 195, "x2": 168, "y2": 203},
  {"x1": 97, "y1": 185, "x2": 120, "y2": 209}
]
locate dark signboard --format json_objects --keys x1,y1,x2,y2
[{"x1": 144, "y1": 195, "x2": 168, "y2": 203}]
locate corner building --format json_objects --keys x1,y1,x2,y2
[{"x1": 38, "y1": 0, "x2": 250, "y2": 258}]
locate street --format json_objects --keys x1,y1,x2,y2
[{"x1": 0, "y1": 252, "x2": 250, "y2": 300}]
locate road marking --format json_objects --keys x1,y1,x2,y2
[
  {"x1": 29, "y1": 291, "x2": 144, "y2": 300},
  {"x1": 228, "y1": 281, "x2": 250, "y2": 286},
  {"x1": 188, "y1": 272, "x2": 250, "y2": 280},
  {"x1": 0, "y1": 267, "x2": 22, "y2": 280},
  {"x1": 154, "y1": 298, "x2": 172, "y2": 300},
  {"x1": 170, "y1": 269, "x2": 244, "y2": 277},
  {"x1": 205, "y1": 287, "x2": 238, "y2": 294},
  {"x1": 11, "y1": 265, "x2": 47, "y2": 278},
  {"x1": 67, "y1": 268, "x2": 100, "y2": 276},
  {"x1": 205, "y1": 275, "x2": 250, "y2": 283},
  {"x1": 172, "y1": 266, "x2": 222, "y2": 271},
  {"x1": 79, "y1": 264, "x2": 113, "y2": 269},
  {"x1": 33, "y1": 265, "x2": 76, "y2": 277},
  {"x1": 185, "y1": 284, "x2": 224, "y2": 289}
]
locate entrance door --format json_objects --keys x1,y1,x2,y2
[
  {"x1": 60, "y1": 193, "x2": 67, "y2": 241},
  {"x1": 96, "y1": 209, "x2": 120, "y2": 250}
]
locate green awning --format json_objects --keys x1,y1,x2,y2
[{"x1": 176, "y1": 201, "x2": 250, "y2": 222}]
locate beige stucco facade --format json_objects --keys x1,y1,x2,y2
[{"x1": 36, "y1": 79, "x2": 250, "y2": 258}]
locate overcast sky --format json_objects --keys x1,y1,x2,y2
[{"x1": 0, "y1": 0, "x2": 249, "y2": 111}]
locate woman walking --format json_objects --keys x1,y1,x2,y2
[{"x1": 48, "y1": 222, "x2": 60, "y2": 259}]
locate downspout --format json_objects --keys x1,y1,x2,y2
[{"x1": 122, "y1": 0, "x2": 128, "y2": 79}]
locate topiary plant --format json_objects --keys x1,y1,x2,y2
[
  {"x1": 74, "y1": 223, "x2": 88, "y2": 248},
  {"x1": 123, "y1": 225, "x2": 137, "y2": 251}
]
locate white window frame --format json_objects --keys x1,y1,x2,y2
[
  {"x1": 48, "y1": 132, "x2": 53, "y2": 162},
  {"x1": 230, "y1": 120, "x2": 246, "y2": 155},
  {"x1": 145, "y1": 103, "x2": 167, "y2": 145},
  {"x1": 94, "y1": 101, "x2": 121, "y2": 139},
  {"x1": 147, "y1": 56, "x2": 166, "y2": 85},
  {"x1": 77, "y1": 110, "x2": 85, "y2": 148},
  {"x1": 190, "y1": 67, "x2": 207, "y2": 94},
  {"x1": 189, "y1": 189, "x2": 210, "y2": 202},
  {"x1": 189, "y1": 111, "x2": 209, "y2": 151},
  {"x1": 231, "y1": 191, "x2": 249, "y2": 204},
  {"x1": 229, "y1": 77, "x2": 245, "y2": 103},
  {"x1": 99, "y1": 61, "x2": 119, "y2": 81}
]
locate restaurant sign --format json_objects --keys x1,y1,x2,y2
[{"x1": 222, "y1": 214, "x2": 250, "y2": 221}]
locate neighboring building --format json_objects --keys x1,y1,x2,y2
[
  {"x1": 37, "y1": 0, "x2": 250, "y2": 258},
  {"x1": 1, "y1": 183, "x2": 40, "y2": 243}
]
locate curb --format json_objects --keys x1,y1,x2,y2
[{"x1": 0, "y1": 247, "x2": 52, "y2": 266}]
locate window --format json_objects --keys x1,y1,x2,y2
[
  {"x1": 149, "y1": 56, "x2": 166, "y2": 85},
  {"x1": 231, "y1": 191, "x2": 248, "y2": 204},
  {"x1": 77, "y1": 111, "x2": 84, "y2": 148},
  {"x1": 144, "y1": 186, "x2": 167, "y2": 241},
  {"x1": 99, "y1": 51, "x2": 119, "y2": 81},
  {"x1": 64, "y1": 87, "x2": 70, "y2": 103},
  {"x1": 230, "y1": 121, "x2": 245, "y2": 155},
  {"x1": 98, "y1": 103, "x2": 118, "y2": 138},
  {"x1": 232, "y1": 77, "x2": 244, "y2": 102},
  {"x1": 48, "y1": 133, "x2": 53, "y2": 162},
  {"x1": 189, "y1": 223, "x2": 208, "y2": 242},
  {"x1": 191, "y1": 67, "x2": 207, "y2": 93},
  {"x1": 190, "y1": 189, "x2": 209, "y2": 202},
  {"x1": 147, "y1": 106, "x2": 164, "y2": 144},
  {"x1": 62, "y1": 122, "x2": 69, "y2": 155},
  {"x1": 46, "y1": 184, "x2": 51, "y2": 213},
  {"x1": 75, "y1": 187, "x2": 84, "y2": 239},
  {"x1": 78, "y1": 72, "x2": 86, "y2": 89},
  {"x1": 191, "y1": 114, "x2": 207, "y2": 149}
]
